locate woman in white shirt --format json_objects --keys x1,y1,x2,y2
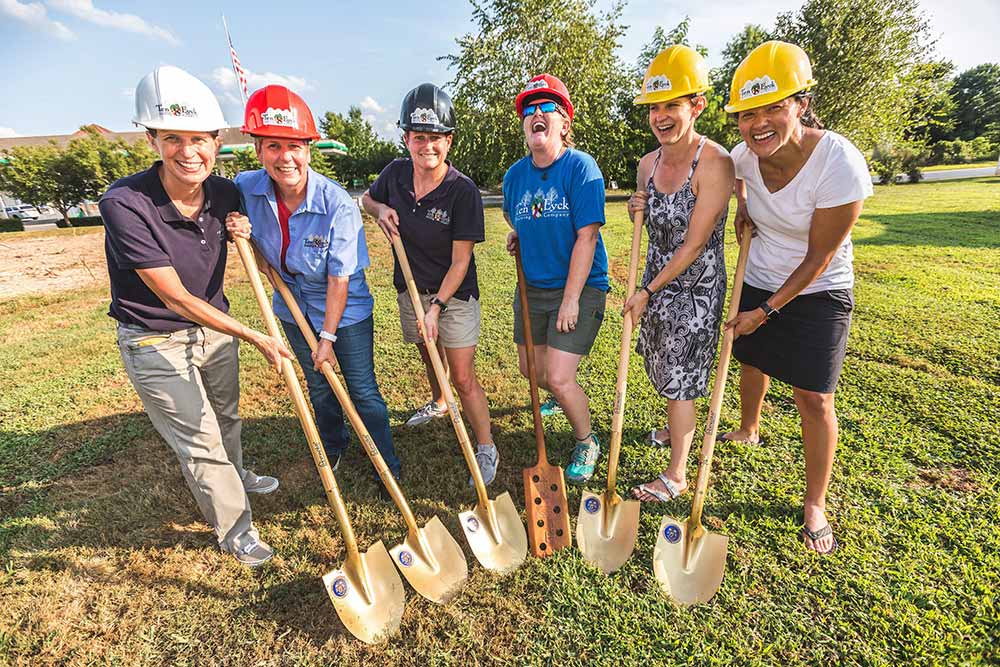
[{"x1": 722, "y1": 42, "x2": 873, "y2": 555}]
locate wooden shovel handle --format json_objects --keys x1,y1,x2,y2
[
  {"x1": 514, "y1": 246, "x2": 548, "y2": 465},
  {"x1": 388, "y1": 234, "x2": 492, "y2": 511},
  {"x1": 606, "y1": 210, "x2": 645, "y2": 496},
  {"x1": 687, "y1": 227, "x2": 753, "y2": 529},
  {"x1": 233, "y1": 237, "x2": 361, "y2": 559},
  {"x1": 262, "y1": 262, "x2": 420, "y2": 536}
]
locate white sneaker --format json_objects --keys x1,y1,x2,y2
[
  {"x1": 405, "y1": 400, "x2": 448, "y2": 427},
  {"x1": 469, "y1": 443, "x2": 499, "y2": 487},
  {"x1": 243, "y1": 470, "x2": 279, "y2": 494},
  {"x1": 232, "y1": 537, "x2": 273, "y2": 567}
]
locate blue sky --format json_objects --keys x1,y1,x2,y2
[{"x1": 2, "y1": 0, "x2": 998, "y2": 139}]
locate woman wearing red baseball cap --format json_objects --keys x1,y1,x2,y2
[{"x1": 503, "y1": 74, "x2": 610, "y2": 484}]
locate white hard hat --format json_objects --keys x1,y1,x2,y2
[{"x1": 133, "y1": 65, "x2": 227, "y2": 132}]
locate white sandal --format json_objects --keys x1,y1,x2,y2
[{"x1": 631, "y1": 473, "x2": 685, "y2": 503}]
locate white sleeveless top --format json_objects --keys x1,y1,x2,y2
[{"x1": 732, "y1": 131, "x2": 872, "y2": 293}]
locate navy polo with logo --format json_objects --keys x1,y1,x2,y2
[
  {"x1": 368, "y1": 158, "x2": 485, "y2": 300},
  {"x1": 99, "y1": 161, "x2": 240, "y2": 331}
]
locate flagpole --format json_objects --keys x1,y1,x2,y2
[{"x1": 222, "y1": 14, "x2": 247, "y2": 106}]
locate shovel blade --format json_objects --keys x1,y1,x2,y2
[
  {"x1": 523, "y1": 461, "x2": 571, "y2": 557},
  {"x1": 652, "y1": 515, "x2": 728, "y2": 606},
  {"x1": 459, "y1": 491, "x2": 528, "y2": 574},
  {"x1": 322, "y1": 540, "x2": 406, "y2": 644},
  {"x1": 389, "y1": 516, "x2": 468, "y2": 605},
  {"x1": 576, "y1": 491, "x2": 640, "y2": 574}
]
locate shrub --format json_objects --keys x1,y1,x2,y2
[
  {"x1": 1, "y1": 217, "x2": 25, "y2": 233},
  {"x1": 929, "y1": 137, "x2": 999, "y2": 164}
]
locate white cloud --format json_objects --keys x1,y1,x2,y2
[
  {"x1": 46, "y1": 0, "x2": 178, "y2": 45},
  {"x1": 0, "y1": 126, "x2": 20, "y2": 138},
  {"x1": 211, "y1": 66, "x2": 314, "y2": 95},
  {"x1": 359, "y1": 96, "x2": 385, "y2": 113},
  {"x1": 0, "y1": 0, "x2": 74, "y2": 40}
]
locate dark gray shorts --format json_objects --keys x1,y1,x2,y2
[{"x1": 513, "y1": 284, "x2": 606, "y2": 355}]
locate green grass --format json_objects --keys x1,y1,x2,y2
[
  {"x1": 1, "y1": 178, "x2": 998, "y2": 666},
  {"x1": 921, "y1": 161, "x2": 997, "y2": 172}
]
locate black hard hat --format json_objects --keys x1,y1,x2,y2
[{"x1": 398, "y1": 83, "x2": 456, "y2": 134}]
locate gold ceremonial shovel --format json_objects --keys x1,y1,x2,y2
[
  {"x1": 576, "y1": 211, "x2": 645, "y2": 574},
  {"x1": 390, "y1": 234, "x2": 528, "y2": 573},
  {"x1": 264, "y1": 263, "x2": 468, "y2": 605},
  {"x1": 235, "y1": 238, "x2": 404, "y2": 642},
  {"x1": 652, "y1": 227, "x2": 752, "y2": 605}
]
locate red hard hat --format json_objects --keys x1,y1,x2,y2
[
  {"x1": 515, "y1": 74, "x2": 574, "y2": 120},
  {"x1": 242, "y1": 85, "x2": 320, "y2": 140}
]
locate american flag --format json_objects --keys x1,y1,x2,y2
[{"x1": 223, "y1": 16, "x2": 248, "y2": 104}]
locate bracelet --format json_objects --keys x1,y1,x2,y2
[
  {"x1": 759, "y1": 301, "x2": 779, "y2": 320},
  {"x1": 643, "y1": 284, "x2": 655, "y2": 298},
  {"x1": 430, "y1": 296, "x2": 449, "y2": 312},
  {"x1": 319, "y1": 330, "x2": 337, "y2": 343}
]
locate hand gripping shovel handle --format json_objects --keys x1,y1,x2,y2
[
  {"x1": 514, "y1": 246, "x2": 548, "y2": 464},
  {"x1": 687, "y1": 227, "x2": 753, "y2": 534},
  {"x1": 606, "y1": 210, "x2": 645, "y2": 498},
  {"x1": 262, "y1": 263, "x2": 421, "y2": 536},
  {"x1": 233, "y1": 238, "x2": 361, "y2": 560},
  {"x1": 388, "y1": 235, "x2": 493, "y2": 512}
]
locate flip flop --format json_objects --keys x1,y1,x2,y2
[
  {"x1": 648, "y1": 427, "x2": 671, "y2": 448},
  {"x1": 717, "y1": 432, "x2": 766, "y2": 446},
  {"x1": 800, "y1": 523, "x2": 839, "y2": 555},
  {"x1": 631, "y1": 473, "x2": 686, "y2": 504}
]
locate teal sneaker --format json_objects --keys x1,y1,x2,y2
[
  {"x1": 539, "y1": 397, "x2": 563, "y2": 417},
  {"x1": 565, "y1": 434, "x2": 601, "y2": 484}
]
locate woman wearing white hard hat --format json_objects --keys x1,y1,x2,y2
[
  {"x1": 362, "y1": 83, "x2": 499, "y2": 486},
  {"x1": 722, "y1": 42, "x2": 873, "y2": 554},
  {"x1": 623, "y1": 45, "x2": 735, "y2": 504},
  {"x1": 503, "y1": 74, "x2": 609, "y2": 484},
  {"x1": 99, "y1": 65, "x2": 291, "y2": 567}
]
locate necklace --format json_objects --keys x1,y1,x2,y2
[{"x1": 532, "y1": 146, "x2": 565, "y2": 181}]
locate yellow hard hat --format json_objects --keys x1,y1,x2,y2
[
  {"x1": 633, "y1": 45, "x2": 710, "y2": 105},
  {"x1": 725, "y1": 40, "x2": 816, "y2": 113}
]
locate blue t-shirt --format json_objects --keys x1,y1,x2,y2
[
  {"x1": 235, "y1": 168, "x2": 374, "y2": 331},
  {"x1": 502, "y1": 147, "x2": 608, "y2": 291}
]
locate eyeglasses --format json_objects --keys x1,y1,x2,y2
[{"x1": 522, "y1": 101, "x2": 558, "y2": 117}]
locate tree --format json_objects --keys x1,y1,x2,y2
[
  {"x1": 712, "y1": 24, "x2": 772, "y2": 106},
  {"x1": 949, "y1": 63, "x2": 1000, "y2": 142},
  {"x1": 773, "y1": 0, "x2": 933, "y2": 150},
  {"x1": 0, "y1": 143, "x2": 55, "y2": 214},
  {"x1": 904, "y1": 60, "x2": 957, "y2": 145},
  {"x1": 320, "y1": 107, "x2": 399, "y2": 186},
  {"x1": 442, "y1": 0, "x2": 629, "y2": 186}
]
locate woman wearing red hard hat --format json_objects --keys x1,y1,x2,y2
[
  {"x1": 722, "y1": 42, "x2": 873, "y2": 554},
  {"x1": 99, "y1": 65, "x2": 292, "y2": 568},
  {"x1": 227, "y1": 85, "x2": 402, "y2": 495},
  {"x1": 503, "y1": 74, "x2": 609, "y2": 484},
  {"x1": 361, "y1": 83, "x2": 499, "y2": 486}
]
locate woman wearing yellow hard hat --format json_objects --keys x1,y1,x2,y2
[
  {"x1": 623, "y1": 45, "x2": 735, "y2": 503},
  {"x1": 721, "y1": 41, "x2": 873, "y2": 554}
]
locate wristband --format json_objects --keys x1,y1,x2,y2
[
  {"x1": 319, "y1": 330, "x2": 337, "y2": 343},
  {"x1": 430, "y1": 296, "x2": 449, "y2": 312},
  {"x1": 643, "y1": 284, "x2": 655, "y2": 298},
  {"x1": 759, "y1": 301, "x2": 779, "y2": 320}
]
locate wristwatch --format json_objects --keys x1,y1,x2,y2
[
  {"x1": 319, "y1": 330, "x2": 338, "y2": 343},
  {"x1": 759, "y1": 301, "x2": 779, "y2": 320},
  {"x1": 430, "y1": 296, "x2": 449, "y2": 312}
]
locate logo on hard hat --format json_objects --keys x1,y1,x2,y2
[
  {"x1": 330, "y1": 576, "x2": 349, "y2": 598},
  {"x1": 739, "y1": 75, "x2": 779, "y2": 101},
  {"x1": 584, "y1": 497, "x2": 601, "y2": 514},
  {"x1": 397, "y1": 550, "x2": 414, "y2": 567},
  {"x1": 523, "y1": 79, "x2": 548, "y2": 92},
  {"x1": 410, "y1": 107, "x2": 442, "y2": 127},
  {"x1": 261, "y1": 107, "x2": 299, "y2": 128},
  {"x1": 465, "y1": 516, "x2": 480, "y2": 533},
  {"x1": 156, "y1": 103, "x2": 197, "y2": 118},
  {"x1": 645, "y1": 75, "x2": 672, "y2": 93},
  {"x1": 663, "y1": 524, "x2": 681, "y2": 544}
]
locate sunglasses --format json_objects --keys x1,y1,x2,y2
[{"x1": 522, "y1": 101, "x2": 558, "y2": 117}]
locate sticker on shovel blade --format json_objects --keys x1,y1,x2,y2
[
  {"x1": 397, "y1": 550, "x2": 413, "y2": 567},
  {"x1": 663, "y1": 524, "x2": 682, "y2": 544},
  {"x1": 584, "y1": 497, "x2": 601, "y2": 514},
  {"x1": 465, "y1": 517, "x2": 480, "y2": 533},
  {"x1": 330, "y1": 576, "x2": 349, "y2": 598}
]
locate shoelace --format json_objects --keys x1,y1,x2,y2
[
  {"x1": 571, "y1": 440, "x2": 597, "y2": 466},
  {"x1": 239, "y1": 539, "x2": 261, "y2": 556},
  {"x1": 475, "y1": 447, "x2": 496, "y2": 469}
]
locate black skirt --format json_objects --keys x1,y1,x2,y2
[{"x1": 732, "y1": 283, "x2": 853, "y2": 393}]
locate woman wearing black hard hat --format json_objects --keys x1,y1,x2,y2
[{"x1": 361, "y1": 83, "x2": 498, "y2": 486}]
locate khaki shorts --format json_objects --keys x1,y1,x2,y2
[
  {"x1": 513, "y1": 285, "x2": 606, "y2": 355},
  {"x1": 397, "y1": 292, "x2": 481, "y2": 349}
]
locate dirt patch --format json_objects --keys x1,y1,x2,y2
[
  {"x1": 0, "y1": 232, "x2": 107, "y2": 300},
  {"x1": 909, "y1": 466, "x2": 978, "y2": 493}
]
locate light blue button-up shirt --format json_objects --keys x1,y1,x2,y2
[{"x1": 235, "y1": 168, "x2": 374, "y2": 331}]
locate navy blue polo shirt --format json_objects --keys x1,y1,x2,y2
[
  {"x1": 99, "y1": 162, "x2": 240, "y2": 331},
  {"x1": 368, "y1": 158, "x2": 485, "y2": 300}
]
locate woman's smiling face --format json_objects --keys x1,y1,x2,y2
[{"x1": 737, "y1": 96, "x2": 806, "y2": 158}]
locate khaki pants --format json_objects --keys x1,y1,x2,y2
[{"x1": 117, "y1": 324, "x2": 258, "y2": 553}]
